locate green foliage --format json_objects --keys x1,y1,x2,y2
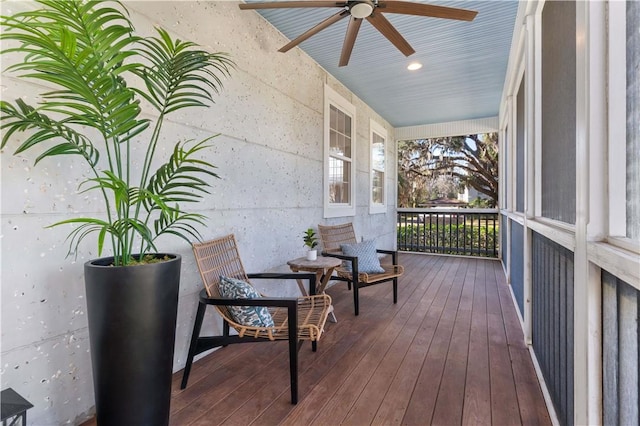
[
  {"x1": 468, "y1": 197, "x2": 493, "y2": 208},
  {"x1": 0, "y1": 0, "x2": 234, "y2": 265},
  {"x1": 397, "y1": 222, "x2": 499, "y2": 258},
  {"x1": 303, "y1": 228, "x2": 318, "y2": 249},
  {"x1": 398, "y1": 133, "x2": 499, "y2": 208}
]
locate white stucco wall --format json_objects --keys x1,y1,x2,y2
[{"x1": 0, "y1": 1, "x2": 397, "y2": 424}]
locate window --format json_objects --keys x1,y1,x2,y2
[
  {"x1": 516, "y1": 77, "x2": 525, "y2": 213},
  {"x1": 608, "y1": 0, "x2": 639, "y2": 248},
  {"x1": 540, "y1": 0, "x2": 576, "y2": 224},
  {"x1": 324, "y1": 85, "x2": 356, "y2": 218},
  {"x1": 369, "y1": 120, "x2": 387, "y2": 214}
]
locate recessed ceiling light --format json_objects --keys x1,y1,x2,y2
[{"x1": 407, "y1": 62, "x2": 423, "y2": 71}]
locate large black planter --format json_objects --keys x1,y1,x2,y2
[{"x1": 85, "y1": 254, "x2": 181, "y2": 426}]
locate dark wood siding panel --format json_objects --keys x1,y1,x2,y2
[
  {"x1": 602, "y1": 274, "x2": 619, "y2": 425},
  {"x1": 531, "y1": 232, "x2": 574, "y2": 426},
  {"x1": 501, "y1": 214, "x2": 509, "y2": 268},
  {"x1": 541, "y1": 0, "x2": 576, "y2": 223},
  {"x1": 510, "y1": 220, "x2": 524, "y2": 316},
  {"x1": 602, "y1": 271, "x2": 640, "y2": 426}
]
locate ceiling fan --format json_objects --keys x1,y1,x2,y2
[{"x1": 239, "y1": 0, "x2": 478, "y2": 67}]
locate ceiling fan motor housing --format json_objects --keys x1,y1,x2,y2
[{"x1": 349, "y1": 0, "x2": 375, "y2": 18}]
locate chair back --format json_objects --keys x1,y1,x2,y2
[
  {"x1": 317, "y1": 223, "x2": 357, "y2": 252},
  {"x1": 192, "y1": 234, "x2": 250, "y2": 317}
]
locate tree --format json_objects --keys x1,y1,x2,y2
[{"x1": 397, "y1": 132, "x2": 499, "y2": 207}]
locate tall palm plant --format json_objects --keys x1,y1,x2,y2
[{"x1": 1, "y1": 0, "x2": 234, "y2": 265}]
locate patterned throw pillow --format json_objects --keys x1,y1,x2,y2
[
  {"x1": 219, "y1": 276, "x2": 275, "y2": 327},
  {"x1": 340, "y1": 239, "x2": 385, "y2": 274}
]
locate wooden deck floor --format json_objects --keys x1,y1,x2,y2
[{"x1": 83, "y1": 254, "x2": 551, "y2": 425}]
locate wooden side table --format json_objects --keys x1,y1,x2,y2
[
  {"x1": 1, "y1": 388, "x2": 33, "y2": 426},
  {"x1": 287, "y1": 256, "x2": 341, "y2": 322}
]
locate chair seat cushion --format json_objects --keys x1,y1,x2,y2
[
  {"x1": 219, "y1": 276, "x2": 275, "y2": 327},
  {"x1": 340, "y1": 239, "x2": 385, "y2": 274}
]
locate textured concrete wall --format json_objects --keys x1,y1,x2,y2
[{"x1": 0, "y1": 1, "x2": 397, "y2": 424}]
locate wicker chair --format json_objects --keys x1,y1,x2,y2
[
  {"x1": 318, "y1": 223, "x2": 404, "y2": 316},
  {"x1": 180, "y1": 234, "x2": 332, "y2": 404}
]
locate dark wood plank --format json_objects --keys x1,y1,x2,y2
[
  {"x1": 344, "y1": 256, "x2": 456, "y2": 424},
  {"x1": 484, "y1": 260, "x2": 521, "y2": 425},
  {"x1": 170, "y1": 342, "x2": 281, "y2": 424},
  {"x1": 493, "y1": 262, "x2": 552, "y2": 426},
  {"x1": 307, "y1": 257, "x2": 450, "y2": 425},
  {"x1": 462, "y1": 258, "x2": 492, "y2": 425},
  {"x1": 370, "y1": 257, "x2": 455, "y2": 425},
  {"x1": 430, "y1": 258, "x2": 476, "y2": 425},
  {"x1": 258, "y1": 268, "x2": 412, "y2": 425},
  {"x1": 401, "y1": 257, "x2": 467, "y2": 424},
  {"x1": 280, "y1": 254, "x2": 436, "y2": 425}
]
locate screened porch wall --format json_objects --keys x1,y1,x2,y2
[{"x1": 498, "y1": 1, "x2": 639, "y2": 424}]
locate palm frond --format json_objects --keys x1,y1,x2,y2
[
  {"x1": 145, "y1": 137, "x2": 220, "y2": 211},
  {"x1": 0, "y1": 99, "x2": 100, "y2": 166},
  {"x1": 153, "y1": 208, "x2": 207, "y2": 244},
  {"x1": 1, "y1": 0, "x2": 144, "y2": 141},
  {"x1": 131, "y1": 27, "x2": 234, "y2": 115},
  {"x1": 49, "y1": 217, "x2": 111, "y2": 258}
]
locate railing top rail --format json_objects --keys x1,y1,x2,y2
[{"x1": 397, "y1": 208, "x2": 500, "y2": 214}]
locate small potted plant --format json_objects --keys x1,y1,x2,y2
[{"x1": 303, "y1": 228, "x2": 319, "y2": 261}]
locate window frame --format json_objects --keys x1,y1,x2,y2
[
  {"x1": 324, "y1": 85, "x2": 356, "y2": 218},
  {"x1": 369, "y1": 119, "x2": 387, "y2": 214}
]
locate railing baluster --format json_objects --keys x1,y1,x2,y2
[
  {"x1": 396, "y1": 208, "x2": 499, "y2": 259},
  {"x1": 455, "y1": 213, "x2": 460, "y2": 255}
]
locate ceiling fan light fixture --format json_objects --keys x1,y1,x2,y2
[
  {"x1": 238, "y1": 1, "x2": 478, "y2": 68},
  {"x1": 407, "y1": 62, "x2": 423, "y2": 71},
  {"x1": 350, "y1": 1, "x2": 374, "y2": 19}
]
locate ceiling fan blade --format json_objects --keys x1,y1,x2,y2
[
  {"x1": 367, "y1": 13, "x2": 415, "y2": 56},
  {"x1": 239, "y1": 1, "x2": 346, "y2": 10},
  {"x1": 377, "y1": 1, "x2": 478, "y2": 21},
  {"x1": 339, "y1": 16, "x2": 363, "y2": 67},
  {"x1": 279, "y1": 10, "x2": 350, "y2": 52}
]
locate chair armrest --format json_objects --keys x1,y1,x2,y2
[
  {"x1": 376, "y1": 248, "x2": 398, "y2": 264},
  {"x1": 248, "y1": 272, "x2": 313, "y2": 281},
  {"x1": 320, "y1": 251, "x2": 355, "y2": 262},
  {"x1": 199, "y1": 289, "x2": 298, "y2": 308},
  {"x1": 247, "y1": 272, "x2": 317, "y2": 295},
  {"x1": 376, "y1": 249, "x2": 396, "y2": 255},
  {"x1": 320, "y1": 251, "x2": 359, "y2": 278}
]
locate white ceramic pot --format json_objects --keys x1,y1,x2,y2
[{"x1": 306, "y1": 249, "x2": 317, "y2": 261}]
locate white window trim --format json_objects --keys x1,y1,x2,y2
[
  {"x1": 369, "y1": 119, "x2": 387, "y2": 214},
  {"x1": 324, "y1": 85, "x2": 356, "y2": 218}
]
